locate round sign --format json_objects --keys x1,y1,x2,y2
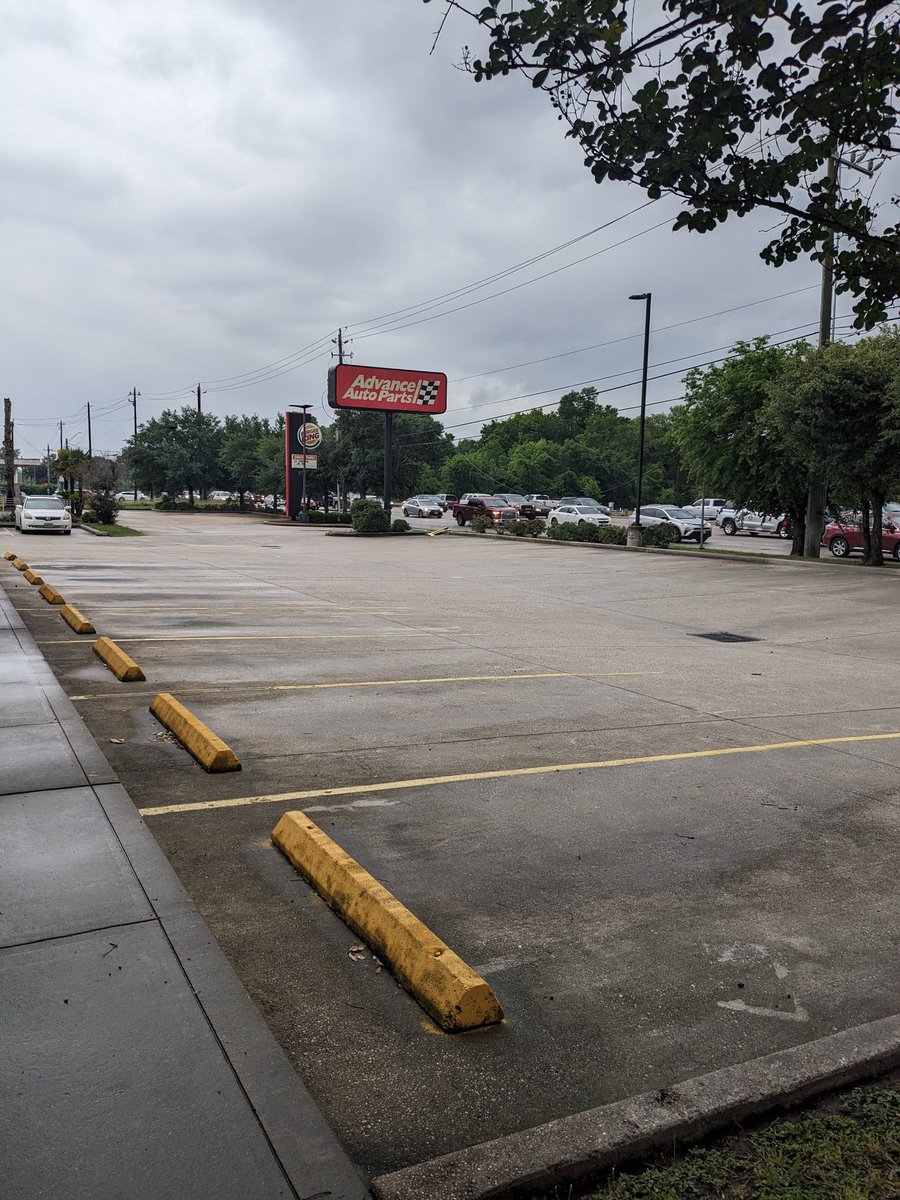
[{"x1": 298, "y1": 422, "x2": 322, "y2": 451}]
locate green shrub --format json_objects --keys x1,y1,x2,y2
[
  {"x1": 524, "y1": 518, "x2": 545, "y2": 537},
  {"x1": 471, "y1": 514, "x2": 492, "y2": 533},
  {"x1": 307, "y1": 510, "x2": 353, "y2": 525},
  {"x1": 512, "y1": 520, "x2": 529, "y2": 536},
  {"x1": 350, "y1": 499, "x2": 391, "y2": 534},
  {"x1": 81, "y1": 510, "x2": 98, "y2": 524},
  {"x1": 641, "y1": 521, "x2": 678, "y2": 547},
  {"x1": 547, "y1": 522, "x2": 627, "y2": 544},
  {"x1": 391, "y1": 518, "x2": 411, "y2": 533},
  {"x1": 91, "y1": 492, "x2": 119, "y2": 525}
]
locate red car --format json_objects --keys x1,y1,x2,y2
[{"x1": 822, "y1": 516, "x2": 900, "y2": 559}]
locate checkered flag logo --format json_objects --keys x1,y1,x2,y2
[{"x1": 416, "y1": 379, "x2": 441, "y2": 405}]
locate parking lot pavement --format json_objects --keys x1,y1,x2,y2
[{"x1": 3, "y1": 512, "x2": 899, "y2": 1178}]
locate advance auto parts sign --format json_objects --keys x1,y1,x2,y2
[{"x1": 327, "y1": 364, "x2": 447, "y2": 415}]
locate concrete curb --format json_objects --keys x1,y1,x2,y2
[
  {"x1": 60, "y1": 603, "x2": 96, "y2": 635},
  {"x1": 2, "y1": 550, "x2": 16, "y2": 560},
  {"x1": 93, "y1": 635, "x2": 146, "y2": 681},
  {"x1": 272, "y1": 811, "x2": 503, "y2": 1033},
  {"x1": 371, "y1": 1014, "x2": 900, "y2": 1200},
  {"x1": 38, "y1": 582, "x2": 65, "y2": 604},
  {"x1": 13, "y1": 557, "x2": 29, "y2": 572},
  {"x1": 23, "y1": 569, "x2": 44, "y2": 586},
  {"x1": 150, "y1": 691, "x2": 241, "y2": 772}
]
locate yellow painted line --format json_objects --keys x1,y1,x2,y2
[
  {"x1": 151, "y1": 692, "x2": 241, "y2": 773},
  {"x1": 68, "y1": 671, "x2": 646, "y2": 703},
  {"x1": 273, "y1": 812, "x2": 501, "y2": 1032},
  {"x1": 37, "y1": 632, "x2": 459, "y2": 645},
  {"x1": 273, "y1": 671, "x2": 645, "y2": 692},
  {"x1": 138, "y1": 730, "x2": 900, "y2": 818}
]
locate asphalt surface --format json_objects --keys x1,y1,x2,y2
[{"x1": 4, "y1": 512, "x2": 898, "y2": 1179}]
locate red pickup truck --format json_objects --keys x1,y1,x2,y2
[{"x1": 451, "y1": 495, "x2": 517, "y2": 529}]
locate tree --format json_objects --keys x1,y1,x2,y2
[
  {"x1": 255, "y1": 415, "x2": 285, "y2": 504},
  {"x1": 672, "y1": 338, "x2": 810, "y2": 554},
  {"x1": 219, "y1": 415, "x2": 268, "y2": 505},
  {"x1": 84, "y1": 456, "x2": 123, "y2": 525},
  {"x1": 126, "y1": 407, "x2": 223, "y2": 502},
  {"x1": 769, "y1": 328, "x2": 900, "y2": 564},
  {"x1": 429, "y1": 0, "x2": 900, "y2": 325}
]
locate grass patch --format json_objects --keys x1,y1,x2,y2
[
  {"x1": 563, "y1": 1083, "x2": 900, "y2": 1200},
  {"x1": 83, "y1": 523, "x2": 143, "y2": 537}
]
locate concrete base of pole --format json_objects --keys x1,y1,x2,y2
[{"x1": 626, "y1": 525, "x2": 644, "y2": 548}]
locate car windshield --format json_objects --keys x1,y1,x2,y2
[
  {"x1": 486, "y1": 498, "x2": 512, "y2": 506},
  {"x1": 573, "y1": 506, "x2": 599, "y2": 514},
  {"x1": 26, "y1": 497, "x2": 64, "y2": 510},
  {"x1": 501, "y1": 494, "x2": 528, "y2": 503},
  {"x1": 417, "y1": 496, "x2": 440, "y2": 503},
  {"x1": 660, "y1": 508, "x2": 693, "y2": 519}
]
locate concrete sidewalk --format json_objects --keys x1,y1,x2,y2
[{"x1": 0, "y1": 581, "x2": 367, "y2": 1200}]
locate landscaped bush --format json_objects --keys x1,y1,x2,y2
[
  {"x1": 513, "y1": 518, "x2": 545, "y2": 537},
  {"x1": 90, "y1": 493, "x2": 119, "y2": 525},
  {"x1": 307, "y1": 510, "x2": 353, "y2": 525},
  {"x1": 350, "y1": 498, "x2": 391, "y2": 534},
  {"x1": 547, "y1": 522, "x2": 627, "y2": 544},
  {"x1": 471, "y1": 514, "x2": 493, "y2": 533},
  {"x1": 640, "y1": 521, "x2": 679, "y2": 547},
  {"x1": 391, "y1": 518, "x2": 411, "y2": 533}
]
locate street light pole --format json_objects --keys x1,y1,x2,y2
[{"x1": 627, "y1": 292, "x2": 652, "y2": 545}]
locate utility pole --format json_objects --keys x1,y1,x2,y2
[
  {"x1": 337, "y1": 329, "x2": 344, "y2": 364},
  {"x1": 803, "y1": 156, "x2": 837, "y2": 558},
  {"x1": 87, "y1": 402, "x2": 92, "y2": 458},
  {"x1": 59, "y1": 420, "x2": 64, "y2": 451},
  {"x1": 130, "y1": 387, "x2": 140, "y2": 501},
  {"x1": 197, "y1": 384, "x2": 203, "y2": 413},
  {"x1": 46, "y1": 445, "x2": 52, "y2": 488},
  {"x1": 3, "y1": 398, "x2": 14, "y2": 512}
]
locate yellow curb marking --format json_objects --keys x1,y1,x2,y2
[
  {"x1": 272, "y1": 812, "x2": 501, "y2": 1033},
  {"x1": 67, "y1": 671, "x2": 646, "y2": 703},
  {"x1": 13, "y1": 558, "x2": 29, "y2": 571},
  {"x1": 150, "y1": 692, "x2": 241, "y2": 773},
  {"x1": 38, "y1": 583, "x2": 65, "y2": 605},
  {"x1": 2, "y1": 550, "x2": 16, "y2": 560},
  {"x1": 23, "y1": 569, "x2": 44, "y2": 586},
  {"x1": 92, "y1": 636, "x2": 146, "y2": 681},
  {"x1": 138, "y1": 730, "x2": 900, "y2": 818},
  {"x1": 60, "y1": 604, "x2": 96, "y2": 635}
]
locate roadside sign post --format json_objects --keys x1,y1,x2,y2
[
  {"x1": 327, "y1": 364, "x2": 447, "y2": 513},
  {"x1": 285, "y1": 407, "x2": 321, "y2": 521}
]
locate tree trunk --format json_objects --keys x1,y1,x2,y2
[
  {"x1": 867, "y1": 491, "x2": 885, "y2": 566},
  {"x1": 790, "y1": 516, "x2": 806, "y2": 557},
  {"x1": 860, "y1": 497, "x2": 873, "y2": 563}
]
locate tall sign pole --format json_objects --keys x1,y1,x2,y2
[
  {"x1": 3, "y1": 398, "x2": 14, "y2": 512},
  {"x1": 327, "y1": 364, "x2": 448, "y2": 516}
]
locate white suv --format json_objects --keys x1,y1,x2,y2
[
  {"x1": 15, "y1": 495, "x2": 72, "y2": 535},
  {"x1": 682, "y1": 497, "x2": 728, "y2": 519}
]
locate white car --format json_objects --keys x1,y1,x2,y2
[
  {"x1": 638, "y1": 504, "x2": 711, "y2": 543},
  {"x1": 15, "y1": 495, "x2": 72, "y2": 535},
  {"x1": 682, "y1": 497, "x2": 728, "y2": 519},
  {"x1": 718, "y1": 507, "x2": 791, "y2": 538},
  {"x1": 549, "y1": 504, "x2": 611, "y2": 528}
]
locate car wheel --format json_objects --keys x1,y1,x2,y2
[
  {"x1": 402, "y1": 508, "x2": 409, "y2": 517},
  {"x1": 778, "y1": 522, "x2": 790, "y2": 539},
  {"x1": 674, "y1": 529, "x2": 682, "y2": 543},
  {"x1": 550, "y1": 518, "x2": 558, "y2": 527},
  {"x1": 830, "y1": 536, "x2": 850, "y2": 558},
  {"x1": 722, "y1": 518, "x2": 737, "y2": 535},
  {"x1": 456, "y1": 514, "x2": 465, "y2": 526},
  {"x1": 577, "y1": 519, "x2": 585, "y2": 525}
]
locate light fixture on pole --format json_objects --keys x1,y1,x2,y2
[
  {"x1": 288, "y1": 404, "x2": 311, "y2": 522},
  {"x1": 627, "y1": 292, "x2": 651, "y2": 545}
]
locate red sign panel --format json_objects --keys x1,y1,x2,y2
[{"x1": 328, "y1": 364, "x2": 447, "y2": 415}]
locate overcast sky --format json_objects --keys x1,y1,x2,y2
[{"x1": 3, "y1": 1, "x2": 894, "y2": 460}]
